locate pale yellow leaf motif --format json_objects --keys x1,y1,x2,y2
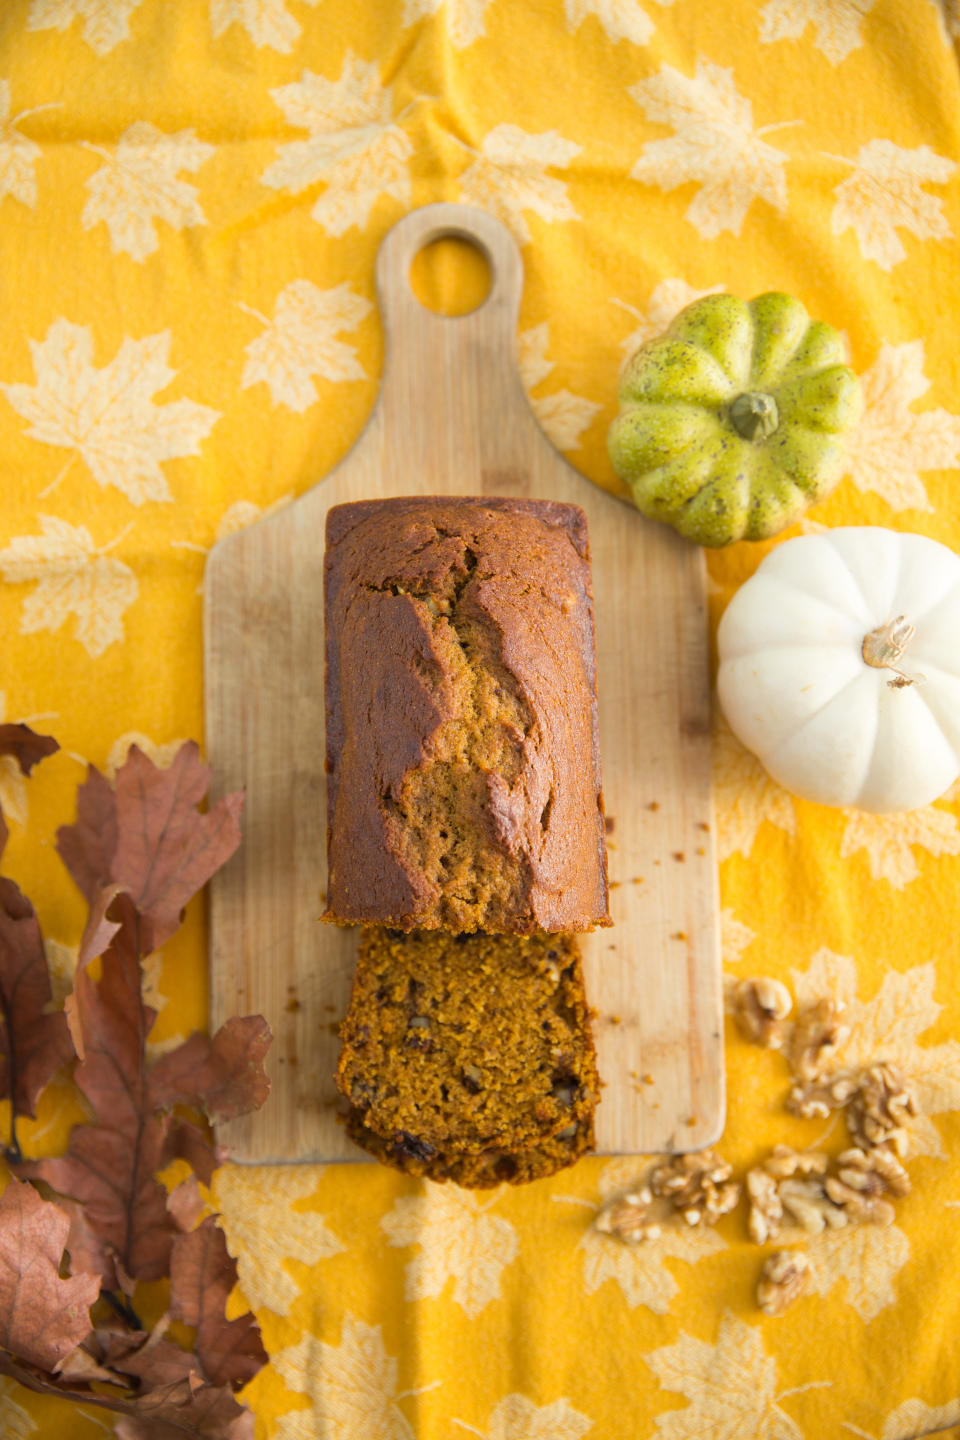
[
  {"x1": 0, "y1": 82, "x2": 43, "y2": 208},
  {"x1": 212, "y1": 1165, "x2": 343, "y2": 1316},
  {"x1": 210, "y1": 0, "x2": 322, "y2": 53},
  {"x1": 273, "y1": 1314, "x2": 415, "y2": 1440},
  {"x1": 792, "y1": 950, "x2": 960, "y2": 1158},
  {"x1": 759, "y1": 0, "x2": 876, "y2": 65},
  {"x1": 458, "y1": 124, "x2": 581, "y2": 245},
  {"x1": 26, "y1": 0, "x2": 144, "y2": 54},
  {"x1": 646, "y1": 1312, "x2": 806, "y2": 1438},
  {"x1": 214, "y1": 492, "x2": 294, "y2": 542},
  {"x1": 614, "y1": 279, "x2": 724, "y2": 363},
  {"x1": 629, "y1": 59, "x2": 792, "y2": 239},
  {"x1": 842, "y1": 340, "x2": 960, "y2": 512},
  {"x1": 840, "y1": 804, "x2": 960, "y2": 888},
  {"x1": 832, "y1": 140, "x2": 955, "y2": 271},
  {"x1": 82, "y1": 122, "x2": 214, "y2": 262},
  {"x1": 575, "y1": 1161, "x2": 725, "y2": 1312},
  {"x1": 0, "y1": 694, "x2": 28, "y2": 830},
  {"x1": 721, "y1": 909, "x2": 756, "y2": 965},
  {"x1": 0, "y1": 516, "x2": 137, "y2": 658},
  {"x1": 519, "y1": 325, "x2": 599, "y2": 453},
  {"x1": 275, "y1": 1413, "x2": 315, "y2": 1440},
  {"x1": 564, "y1": 0, "x2": 654, "y2": 45},
  {"x1": 713, "y1": 708, "x2": 796, "y2": 861},
  {"x1": 242, "y1": 280, "x2": 372, "y2": 412},
  {"x1": 0, "y1": 1378, "x2": 35, "y2": 1440},
  {"x1": 381, "y1": 1183, "x2": 518, "y2": 1319},
  {"x1": 1, "y1": 320, "x2": 219, "y2": 505},
  {"x1": 801, "y1": 1222, "x2": 909, "y2": 1320},
  {"x1": 105, "y1": 731, "x2": 188, "y2": 778},
  {"x1": 881, "y1": 1397, "x2": 960, "y2": 1440},
  {"x1": 458, "y1": 1393, "x2": 593, "y2": 1440},
  {"x1": 402, "y1": 0, "x2": 494, "y2": 48},
  {"x1": 261, "y1": 54, "x2": 413, "y2": 235}
]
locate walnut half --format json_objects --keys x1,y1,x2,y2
[
  {"x1": 731, "y1": 977, "x2": 793, "y2": 1050},
  {"x1": 757, "y1": 1250, "x2": 811, "y2": 1316}
]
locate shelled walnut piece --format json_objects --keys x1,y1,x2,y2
[
  {"x1": 746, "y1": 1143, "x2": 909, "y2": 1246},
  {"x1": 848, "y1": 1063, "x2": 917, "y2": 1155},
  {"x1": 730, "y1": 977, "x2": 792, "y2": 1049},
  {"x1": 594, "y1": 1151, "x2": 739, "y2": 1243},
  {"x1": 757, "y1": 1250, "x2": 811, "y2": 1317}
]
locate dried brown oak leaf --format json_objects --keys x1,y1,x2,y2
[
  {"x1": 0, "y1": 1177, "x2": 98, "y2": 1371},
  {"x1": 57, "y1": 741, "x2": 244, "y2": 953},
  {"x1": 0, "y1": 1348, "x2": 252, "y2": 1440},
  {"x1": 0, "y1": 720, "x2": 59, "y2": 873},
  {"x1": 170, "y1": 1216, "x2": 268, "y2": 1389},
  {"x1": 28, "y1": 891, "x2": 270, "y2": 1284},
  {"x1": 0, "y1": 877, "x2": 74, "y2": 1126},
  {"x1": 0, "y1": 723, "x2": 59, "y2": 776}
]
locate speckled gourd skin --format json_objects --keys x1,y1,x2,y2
[{"x1": 607, "y1": 292, "x2": 863, "y2": 547}]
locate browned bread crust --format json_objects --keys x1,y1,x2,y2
[{"x1": 323, "y1": 496, "x2": 610, "y2": 934}]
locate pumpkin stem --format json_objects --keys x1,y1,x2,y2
[
  {"x1": 729, "y1": 391, "x2": 779, "y2": 441},
  {"x1": 862, "y1": 615, "x2": 918, "y2": 689}
]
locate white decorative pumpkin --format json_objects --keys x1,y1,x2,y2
[{"x1": 717, "y1": 527, "x2": 960, "y2": 813}]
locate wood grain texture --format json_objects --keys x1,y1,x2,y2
[{"x1": 204, "y1": 203, "x2": 723, "y2": 1165}]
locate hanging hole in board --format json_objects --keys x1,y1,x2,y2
[{"x1": 409, "y1": 234, "x2": 492, "y2": 317}]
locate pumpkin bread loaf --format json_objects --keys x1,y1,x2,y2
[
  {"x1": 323, "y1": 496, "x2": 610, "y2": 935},
  {"x1": 336, "y1": 926, "x2": 599, "y2": 1175}
]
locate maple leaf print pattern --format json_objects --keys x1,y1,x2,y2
[
  {"x1": 564, "y1": 0, "x2": 655, "y2": 44},
  {"x1": 261, "y1": 54, "x2": 414, "y2": 235},
  {"x1": 458, "y1": 124, "x2": 581, "y2": 245},
  {"x1": 0, "y1": 82, "x2": 45, "y2": 208},
  {"x1": 759, "y1": 0, "x2": 877, "y2": 65},
  {"x1": 840, "y1": 804, "x2": 960, "y2": 887},
  {"x1": 453, "y1": 1394, "x2": 594, "y2": 1440},
  {"x1": 831, "y1": 140, "x2": 956, "y2": 270},
  {"x1": 612, "y1": 279, "x2": 725, "y2": 363},
  {"x1": 519, "y1": 325, "x2": 599, "y2": 452},
  {"x1": 81, "y1": 122, "x2": 215, "y2": 262},
  {"x1": 26, "y1": 0, "x2": 145, "y2": 54},
  {"x1": 645, "y1": 1312, "x2": 807, "y2": 1437},
  {"x1": 273, "y1": 1315, "x2": 415, "y2": 1440},
  {"x1": 380, "y1": 1184, "x2": 518, "y2": 1319},
  {"x1": 1, "y1": 321, "x2": 219, "y2": 506},
  {"x1": 843, "y1": 340, "x2": 960, "y2": 512},
  {"x1": 210, "y1": 0, "x2": 322, "y2": 52},
  {"x1": 212, "y1": 1166, "x2": 343, "y2": 1316},
  {"x1": 713, "y1": 709, "x2": 796, "y2": 861},
  {"x1": 792, "y1": 949, "x2": 960, "y2": 1159},
  {"x1": 403, "y1": 0, "x2": 495, "y2": 48},
  {"x1": 629, "y1": 58, "x2": 792, "y2": 238},
  {"x1": 881, "y1": 1399, "x2": 960, "y2": 1440},
  {"x1": 241, "y1": 280, "x2": 371, "y2": 411},
  {"x1": 798, "y1": 1221, "x2": 909, "y2": 1320},
  {"x1": 0, "y1": 516, "x2": 138, "y2": 658},
  {"x1": 567, "y1": 1161, "x2": 725, "y2": 1312}
]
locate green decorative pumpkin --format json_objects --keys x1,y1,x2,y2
[{"x1": 607, "y1": 292, "x2": 863, "y2": 547}]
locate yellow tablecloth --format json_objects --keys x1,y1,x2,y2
[{"x1": 3, "y1": 1, "x2": 960, "y2": 1435}]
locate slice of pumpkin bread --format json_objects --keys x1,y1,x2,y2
[
  {"x1": 336, "y1": 926, "x2": 599, "y2": 1161},
  {"x1": 345, "y1": 1106, "x2": 595, "y2": 1188}
]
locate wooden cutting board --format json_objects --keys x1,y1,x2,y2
[{"x1": 204, "y1": 202, "x2": 723, "y2": 1166}]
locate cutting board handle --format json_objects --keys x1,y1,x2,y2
[
  {"x1": 375, "y1": 202, "x2": 523, "y2": 336},
  {"x1": 373, "y1": 204, "x2": 528, "y2": 442}
]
